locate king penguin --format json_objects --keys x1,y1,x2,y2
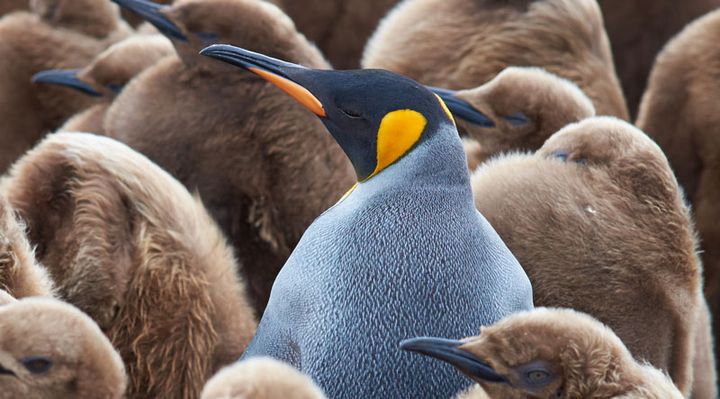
[{"x1": 201, "y1": 44, "x2": 534, "y2": 399}]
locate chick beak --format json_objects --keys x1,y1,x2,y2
[
  {"x1": 32, "y1": 69, "x2": 102, "y2": 97},
  {"x1": 200, "y1": 44, "x2": 326, "y2": 118},
  {"x1": 111, "y1": 0, "x2": 187, "y2": 42},
  {"x1": 0, "y1": 363, "x2": 16, "y2": 377},
  {"x1": 427, "y1": 87, "x2": 495, "y2": 128},
  {"x1": 400, "y1": 337, "x2": 507, "y2": 383}
]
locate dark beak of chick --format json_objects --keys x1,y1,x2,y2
[
  {"x1": 32, "y1": 69, "x2": 102, "y2": 97},
  {"x1": 400, "y1": 337, "x2": 507, "y2": 384},
  {"x1": 200, "y1": 44, "x2": 326, "y2": 117},
  {"x1": 111, "y1": 0, "x2": 187, "y2": 42},
  {"x1": 427, "y1": 87, "x2": 495, "y2": 128}
]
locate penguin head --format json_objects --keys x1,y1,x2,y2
[
  {"x1": 0, "y1": 298, "x2": 127, "y2": 398},
  {"x1": 201, "y1": 44, "x2": 457, "y2": 182},
  {"x1": 32, "y1": 35, "x2": 174, "y2": 98},
  {"x1": 30, "y1": 0, "x2": 122, "y2": 37},
  {"x1": 429, "y1": 67, "x2": 595, "y2": 155},
  {"x1": 400, "y1": 308, "x2": 638, "y2": 399},
  {"x1": 112, "y1": 0, "x2": 324, "y2": 69}
]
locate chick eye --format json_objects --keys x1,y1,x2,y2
[
  {"x1": 21, "y1": 357, "x2": 53, "y2": 374},
  {"x1": 340, "y1": 108, "x2": 363, "y2": 119},
  {"x1": 106, "y1": 83, "x2": 123, "y2": 94},
  {"x1": 527, "y1": 370, "x2": 550, "y2": 382}
]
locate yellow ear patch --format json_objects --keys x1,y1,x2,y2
[
  {"x1": 365, "y1": 109, "x2": 427, "y2": 180},
  {"x1": 435, "y1": 94, "x2": 456, "y2": 126}
]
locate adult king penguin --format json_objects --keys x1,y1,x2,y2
[{"x1": 201, "y1": 45, "x2": 533, "y2": 398}]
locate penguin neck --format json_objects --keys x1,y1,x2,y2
[{"x1": 357, "y1": 121, "x2": 472, "y2": 196}]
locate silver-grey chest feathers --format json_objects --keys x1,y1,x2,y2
[{"x1": 201, "y1": 44, "x2": 534, "y2": 399}]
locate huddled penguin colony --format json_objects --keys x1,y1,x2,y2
[{"x1": 0, "y1": 0, "x2": 718, "y2": 398}]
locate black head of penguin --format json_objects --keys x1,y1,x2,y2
[{"x1": 200, "y1": 44, "x2": 457, "y2": 182}]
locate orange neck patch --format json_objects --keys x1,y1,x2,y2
[{"x1": 364, "y1": 109, "x2": 427, "y2": 181}]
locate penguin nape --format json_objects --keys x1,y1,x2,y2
[
  {"x1": 429, "y1": 67, "x2": 595, "y2": 170},
  {"x1": 0, "y1": 0, "x2": 131, "y2": 172},
  {"x1": 32, "y1": 34, "x2": 174, "y2": 134},
  {"x1": 0, "y1": 193, "x2": 54, "y2": 299},
  {"x1": 363, "y1": 0, "x2": 628, "y2": 120},
  {"x1": 201, "y1": 44, "x2": 533, "y2": 399},
  {"x1": 401, "y1": 308, "x2": 685, "y2": 399},
  {"x1": 469, "y1": 117, "x2": 715, "y2": 397},
  {"x1": 0, "y1": 297, "x2": 127, "y2": 399},
  {"x1": 1, "y1": 133, "x2": 258, "y2": 399},
  {"x1": 201, "y1": 358, "x2": 328, "y2": 399},
  {"x1": 105, "y1": 0, "x2": 355, "y2": 314}
]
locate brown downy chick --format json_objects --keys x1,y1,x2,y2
[
  {"x1": 201, "y1": 358, "x2": 328, "y2": 399},
  {"x1": 637, "y1": 10, "x2": 720, "y2": 365},
  {"x1": 0, "y1": 0, "x2": 131, "y2": 172},
  {"x1": 0, "y1": 297, "x2": 126, "y2": 399},
  {"x1": 1, "y1": 132, "x2": 257, "y2": 399},
  {"x1": 34, "y1": 34, "x2": 174, "y2": 134},
  {"x1": 268, "y1": 0, "x2": 399, "y2": 69},
  {"x1": 469, "y1": 117, "x2": 714, "y2": 397},
  {"x1": 363, "y1": 0, "x2": 627, "y2": 119},
  {"x1": 598, "y1": 0, "x2": 720, "y2": 118},
  {"x1": 0, "y1": 194, "x2": 53, "y2": 299},
  {"x1": 403, "y1": 308, "x2": 684, "y2": 399},
  {"x1": 433, "y1": 67, "x2": 595, "y2": 169},
  {"x1": 105, "y1": 0, "x2": 354, "y2": 313}
]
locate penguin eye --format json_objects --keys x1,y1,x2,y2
[
  {"x1": 527, "y1": 370, "x2": 550, "y2": 382},
  {"x1": 105, "y1": 83, "x2": 124, "y2": 94},
  {"x1": 21, "y1": 357, "x2": 53, "y2": 374},
  {"x1": 340, "y1": 108, "x2": 363, "y2": 119}
]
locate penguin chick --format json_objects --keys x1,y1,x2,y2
[
  {"x1": 0, "y1": 0, "x2": 131, "y2": 172},
  {"x1": 431, "y1": 67, "x2": 595, "y2": 168},
  {"x1": 599, "y1": 0, "x2": 720, "y2": 117},
  {"x1": 106, "y1": 0, "x2": 354, "y2": 313},
  {"x1": 0, "y1": 297, "x2": 127, "y2": 399},
  {"x1": 363, "y1": 0, "x2": 627, "y2": 119},
  {"x1": 0, "y1": 0, "x2": 27, "y2": 17},
  {"x1": 402, "y1": 308, "x2": 685, "y2": 399},
  {"x1": 34, "y1": 34, "x2": 174, "y2": 134},
  {"x1": 469, "y1": 117, "x2": 714, "y2": 397},
  {"x1": 0, "y1": 194, "x2": 53, "y2": 299},
  {"x1": 1, "y1": 133, "x2": 258, "y2": 399},
  {"x1": 268, "y1": 0, "x2": 398, "y2": 69},
  {"x1": 201, "y1": 358, "x2": 327, "y2": 399},
  {"x1": 636, "y1": 10, "x2": 720, "y2": 367},
  {"x1": 201, "y1": 44, "x2": 532, "y2": 399}
]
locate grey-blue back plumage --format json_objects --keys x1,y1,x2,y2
[{"x1": 243, "y1": 123, "x2": 533, "y2": 398}]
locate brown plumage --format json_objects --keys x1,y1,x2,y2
[
  {"x1": 450, "y1": 67, "x2": 595, "y2": 169},
  {"x1": 598, "y1": 0, "x2": 720, "y2": 118},
  {"x1": 268, "y1": 0, "x2": 398, "y2": 69},
  {"x1": 1, "y1": 132, "x2": 257, "y2": 399},
  {"x1": 0, "y1": 193, "x2": 53, "y2": 299},
  {"x1": 0, "y1": 0, "x2": 27, "y2": 16},
  {"x1": 0, "y1": 0, "x2": 130, "y2": 172},
  {"x1": 469, "y1": 117, "x2": 715, "y2": 397},
  {"x1": 104, "y1": 0, "x2": 354, "y2": 313},
  {"x1": 201, "y1": 358, "x2": 328, "y2": 399},
  {"x1": 636, "y1": 11, "x2": 720, "y2": 369},
  {"x1": 0, "y1": 297, "x2": 127, "y2": 399},
  {"x1": 53, "y1": 34, "x2": 175, "y2": 134},
  {"x1": 363, "y1": 0, "x2": 628, "y2": 119},
  {"x1": 0, "y1": 289, "x2": 17, "y2": 305},
  {"x1": 435, "y1": 309, "x2": 684, "y2": 399}
]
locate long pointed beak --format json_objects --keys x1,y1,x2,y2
[
  {"x1": 32, "y1": 69, "x2": 102, "y2": 97},
  {"x1": 111, "y1": 0, "x2": 186, "y2": 42},
  {"x1": 200, "y1": 44, "x2": 326, "y2": 117},
  {"x1": 400, "y1": 337, "x2": 507, "y2": 383},
  {"x1": 427, "y1": 87, "x2": 495, "y2": 128}
]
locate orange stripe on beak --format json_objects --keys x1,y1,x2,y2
[{"x1": 250, "y1": 67, "x2": 326, "y2": 117}]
